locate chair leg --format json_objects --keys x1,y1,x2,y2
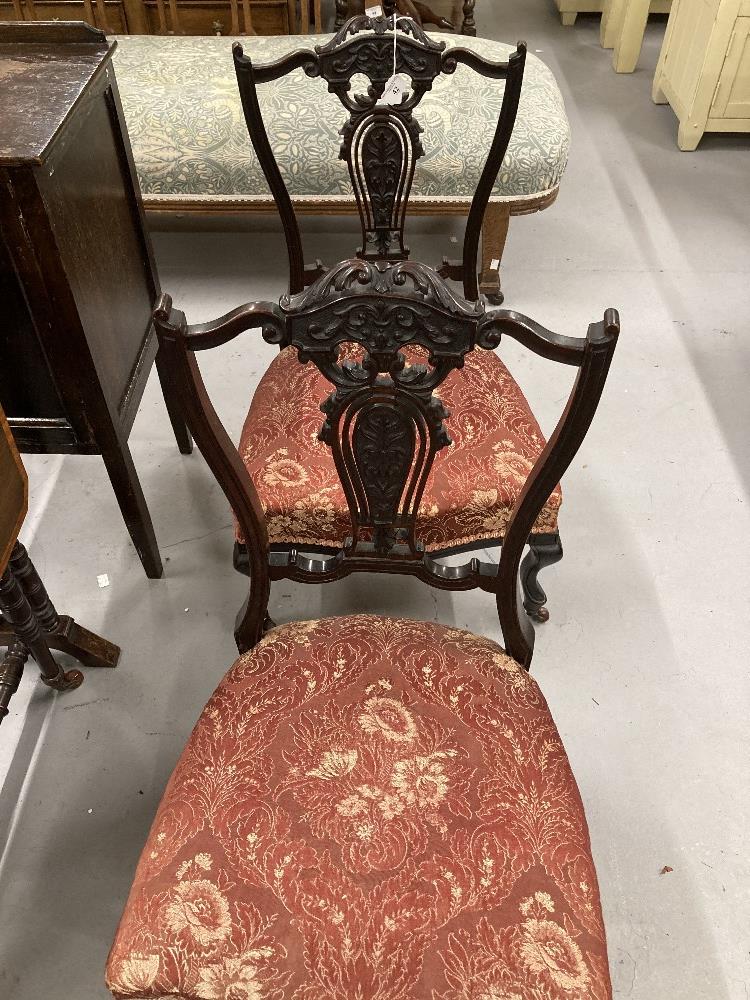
[
  {"x1": 155, "y1": 347, "x2": 193, "y2": 456},
  {"x1": 520, "y1": 532, "x2": 563, "y2": 623}
]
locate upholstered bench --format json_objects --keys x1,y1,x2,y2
[{"x1": 111, "y1": 32, "x2": 570, "y2": 296}]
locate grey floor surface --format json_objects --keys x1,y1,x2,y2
[{"x1": 1, "y1": 3, "x2": 749, "y2": 998}]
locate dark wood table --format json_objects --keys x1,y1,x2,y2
[
  {"x1": 0, "y1": 21, "x2": 192, "y2": 580},
  {"x1": 0, "y1": 403, "x2": 120, "y2": 723}
]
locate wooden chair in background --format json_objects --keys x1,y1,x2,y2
[{"x1": 193, "y1": 8, "x2": 572, "y2": 626}]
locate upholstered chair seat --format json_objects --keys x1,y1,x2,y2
[
  {"x1": 238, "y1": 347, "x2": 561, "y2": 552},
  {"x1": 106, "y1": 616, "x2": 612, "y2": 1000}
]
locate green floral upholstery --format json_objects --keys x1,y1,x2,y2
[{"x1": 111, "y1": 33, "x2": 570, "y2": 206}]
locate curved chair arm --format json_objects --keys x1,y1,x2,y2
[
  {"x1": 154, "y1": 295, "x2": 271, "y2": 652},
  {"x1": 477, "y1": 308, "x2": 588, "y2": 365},
  {"x1": 496, "y1": 309, "x2": 620, "y2": 667},
  {"x1": 181, "y1": 301, "x2": 287, "y2": 352}
]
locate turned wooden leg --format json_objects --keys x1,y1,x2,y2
[
  {"x1": 480, "y1": 202, "x2": 511, "y2": 306},
  {"x1": 0, "y1": 542, "x2": 120, "y2": 670},
  {"x1": 155, "y1": 347, "x2": 193, "y2": 456},
  {"x1": 461, "y1": 0, "x2": 476, "y2": 35},
  {"x1": 335, "y1": 0, "x2": 349, "y2": 28},
  {"x1": 0, "y1": 558, "x2": 83, "y2": 694},
  {"x1": 0, "y1": 641, "x2": 29, "y2": 723},
  {"x1": 520, "y1": 532, "x2": 563, "y2": 623}
]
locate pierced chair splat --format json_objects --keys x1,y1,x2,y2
[{"x1": 232, "y1": 4, "x2": 526, "y2": 303}]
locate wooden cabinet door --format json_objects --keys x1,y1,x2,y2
[{"x1": 711, "y1": 17, "x2": 750, "y2": 116}]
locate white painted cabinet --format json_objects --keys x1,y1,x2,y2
[
  {"x1": 554, "y1": 0, "x2": 669, "y2": 28},
  {"x1": 652, "y1": 0, "x2": 750, "y2": 148}
]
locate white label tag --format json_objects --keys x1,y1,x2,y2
[
  {"x1": 366, "y1": 3, "x2": 382, "y2": 14},
  {"x1": 490, "y1": 258, "x2": 500, "y2": 271},
  {"x1": 382, "y1": 73, "x2": 410, "y2": 106}
]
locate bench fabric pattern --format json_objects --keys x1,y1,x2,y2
[
  {"x1": 238, "y1": 345, "x2": 561, "y2": 551},
  {"x1": 111, "y1": 33, "x2": 570, "y2": 204},
  {"x1": 106, "y1": 615, "x2": 611, "y2": 1000}
]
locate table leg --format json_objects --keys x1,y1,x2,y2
[
  {"x1": 3, "y1": 542, "x2": 120, "y2": 669},
  {"x1": 0, "y1": 557, "x2": 83, "y2": 695},
  {"x1": 0, "y1": 642, "x2": 29, "y2": 722},
  {"x1": 100, "y1": 426, "x2": 163, "y2": 579}
]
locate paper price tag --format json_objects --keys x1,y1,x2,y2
[
  {"x1": 365, "y1": 3, "x2": 383, "y2": 14},
  {"x1": 382, "y1": 73, "x2": 410, "y2": 106}
]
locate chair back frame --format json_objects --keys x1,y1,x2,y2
[{"x1": 154, "y1": 278, "x2": 619, "y2": 669}]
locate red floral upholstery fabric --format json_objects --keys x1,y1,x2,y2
[
  {"x1": 107, "y1": 616, "x2": 611, "y2": 1000},
  {"x1": 238, "y1": 348, "x2": 561, "y2": 551}
]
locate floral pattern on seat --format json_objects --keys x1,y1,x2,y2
[
  {"x1": 110, "y1": 33, "x2": 570, "y2": 204},
  {"x1": 237, "y1": 346, "x2": 561, "y2": 552},
  {"x1": 106, "y1": 616, "x2": 612, "y2": 1000}
]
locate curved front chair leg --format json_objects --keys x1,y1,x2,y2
[{"x1": 520, "y1": 532, "x2": 563, "y2": 623}]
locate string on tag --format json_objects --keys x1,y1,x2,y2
[{"x1": 393, "y1": 8, "x2": 397, "y2": 80}]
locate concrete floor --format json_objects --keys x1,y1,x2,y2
[{"x1": 1, "y1": 2, "x2": 749, "y2": 998}]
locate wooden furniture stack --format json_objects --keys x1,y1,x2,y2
[
  {"x1": 653, "y1": 0, "x2": 750, "y2": 149},
  {"x1": 0, "y1": 22, "x2": 192, "y2": 580},
  {"x1": 0, "y1": 404, "x2": 120, "y2": 723},
  {"x1": 0, "y1": 0, "x2": 308, "y2": 34}
]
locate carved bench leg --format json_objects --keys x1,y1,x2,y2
[
  {"x1": 520, "y1": 532, "x2": 563, "y2": 623},
  {"x1": 480, "y1": 202, "x2": 510, "y2": 306}
]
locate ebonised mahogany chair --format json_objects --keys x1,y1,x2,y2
[
  {"x1": 106, "y1": 293, "x2": 619, "y2": 998},
  {"x1": 106, "y1": 17, "x2": 620, "y2": 993},
  {"x1": 161, "y1": 8, "x2": 576, "y2": 630}
]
